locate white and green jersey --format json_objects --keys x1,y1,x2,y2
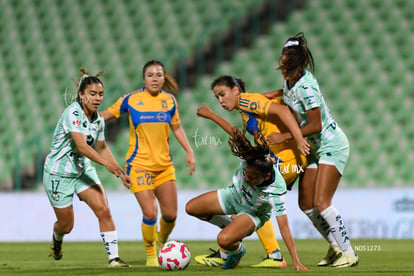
[
  {"x1": 44, "y1": 102, "x2": 105, "y2": 177},
  {"x1": 230, "y1": 161, "x2": 287, "y2": 216},
  {"x1": 283, "y1": 70, "x2": 340, "y2": 148}
]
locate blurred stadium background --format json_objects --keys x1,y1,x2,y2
[{"x1": 1, "y1": 0, "x2": 413, "y2": 192}]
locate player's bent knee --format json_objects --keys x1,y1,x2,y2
[
  {"x1": 217, "y1": 232, "x2": 234, "y2": 249},
  {"x1": 95, "y1": 205, "x2": 113, "y2": 221},
  {"x1": 185, "y1": 201, "x2": 195, "y2": 216}
]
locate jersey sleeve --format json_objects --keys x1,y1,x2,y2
[
  {"x1": 170, "y1": 95, "x2": 181, "y2": 125},
  {"x1": 298, "y1": 83, "x2": 321, "y2": 110},
  {"x1": 96, "y1": 116, "x2": 105, "y2": 142},
  {"x1": 63, "y1": 106, "x2": 85, "y2": 134},
  {"x1": 107, "y1": 93, "x2": 132, "y2": 118},
  {"x1": 239, "y1": 93, "x2": 272, "y2": 117}
]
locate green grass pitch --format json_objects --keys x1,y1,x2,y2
[{"x1": 1, "y1": 239, "x2": 413, "y2": 275}]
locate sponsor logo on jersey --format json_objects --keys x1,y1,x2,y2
[
  {"x1": 72, "y1": 120, "x2": 81, "y2": 126},
  {"x1": 52, "y1": 192, "x2": 60, "y2": 201},
  {"x1": 138, "y1": 100, "x2": 144, "y2": 106},
  {"x1": 156, "y1": 112, "x2": 167, "y2": 121}
]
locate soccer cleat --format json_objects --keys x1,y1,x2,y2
[
  {"x1": 331, "y1": 252, "x2": 359, "y2": 268},
  {"x1": 318, "y1": 246, "x2": 342, "y2": 266},
  {"x1": 108, "y1": 257, "x2": 130, "y2": 268},
  {"x1": 49, "y1": 236, "x2": 63, "y2": 260},
  {"x1": 146, "y1": 254, "x2": 160, "y2": 267},
  {"x1": 251, "y1": 255, "x2": 287, "y2": 268},
  {"x1": 222, "y1": 244, "x2": 246, "y2": 269},
  {"x1": 195, "y1": 248, "x2": 226, "y2": 267}
]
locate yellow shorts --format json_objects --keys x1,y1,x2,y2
[
  {"x1": 279, "y1": 153, "x2": 308, "y2": 187},
  {"x1": 128, "y1": 165, "x2": 176, "y2": 193}
]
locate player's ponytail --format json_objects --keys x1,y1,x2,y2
[
  {"x1": 73, "y1": 67, "x2": 104, "y2": 103},
  {"x1": 163, "y1": 73, "x2": 179, "y2": 95},
  {"x1": 279, "y1": 32, "x2": 315, "y2": 77}
]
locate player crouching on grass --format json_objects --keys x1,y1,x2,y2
[
  {"x1": 43, "y1": 68, "x2": 130, "y2": 268},
  {"x1": 186, "y1": 128, "x2": 308, "y2": 271}
]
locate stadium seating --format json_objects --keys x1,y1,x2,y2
[{"x1": 0, "y1": 0, "x2": 413, "y2": 189}]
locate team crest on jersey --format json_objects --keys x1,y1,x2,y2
[
  {"x1": 249, "y1": 101, "x2": 258, "y2": 111},
  {"x1": 290, "y1": 90, "x2": 296, "y2": 102},
  {"x1": 161, "y1": 100, "x2": 168, "y2": 108},
  {"x1": 258, "y1": 191, "x2": 267, "y2": 199}
]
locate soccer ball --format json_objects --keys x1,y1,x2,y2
[{"x1": 158, "y1": 240, "x2": 191, "y2": 271}]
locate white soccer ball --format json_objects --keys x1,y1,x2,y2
[{"x1": 158, "y1": 240, "x2": 191, "y2": 271}]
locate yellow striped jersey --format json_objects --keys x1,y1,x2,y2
[
  {"x1": 107, "y1": 90, "x2": 180, "y2": 171},
  {"x1": 238, "y1": 92, "x2": 302, "y2": 163}
]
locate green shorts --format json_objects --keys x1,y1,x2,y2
[
  {"x1": 43, "y1": 167, "x2": 101, "y2": 208},
  {"x1": 217, "y1": 186, "x2": 286, "y2": 230},
  {"x1": 308, "y1": 130, "x2": 350, "y2": 175}
]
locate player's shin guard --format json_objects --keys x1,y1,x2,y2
[
  {"x1": 142, "y1": 217, "x2": 157, "y2": 256},
  {"x1": 320, "y1": 205, "x2": 356, "y2": 257},
  {"x1": 100, "y1": 230, "x2": 119, "y2": 260},
  {"x1": 304, "y1": 208, "x2": 338, "y2": 247}
]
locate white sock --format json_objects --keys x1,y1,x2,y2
[
  {"x1": 53, "y1": 231, "x2": 64, "y2": 242},
  {"x1": 100, "y1": 230, "x2": 119, "y2": 260},
  {"x1": 208, "y1": 215, "x2": 233, "y2": 229},
  {"x1": 229, "y1": 243, "x2": 242, "y2": 255},
  {"x1": 303, "y1": 208, "x2": 338, "y2": 247},
  {"x1": 219, "y1": 249, "x2": 229, "y2": 260},
  {"x1": 320, "y1": 205, "x2": 355, "y2": 257}
]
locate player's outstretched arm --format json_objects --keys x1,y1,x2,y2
[
  {"x1": 100, "y1": 109, "x2": 116, "y2": 121},
  {"x1": 267, "y1": 103, "x2": 310, "y2": 156},
  {"x1": 95, "y1": 140, "x2": 131, "y2": 188},
  {"x1": 276, "y1": 214, "x2": 309, "y2": 271},
  {"x1": 197, "y1": 103, "x2": 237, "y2": 135},
  {"x1": 262, "y1": 89, "x2": 283, "y2": 99}
]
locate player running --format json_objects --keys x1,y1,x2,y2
[{"x1": 43, "y1": 68, "x2": 130, "y2": 267}]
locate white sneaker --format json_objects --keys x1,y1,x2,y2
[
  {"x1": 318, "y1": 246, "x2": 342, "y2": 266},
  {"x1": 108, "y1": 257, "x2": 130, "y2": 268},
  {"x1": 331, "y1": 252, "x2": 359, "y2": 268}
]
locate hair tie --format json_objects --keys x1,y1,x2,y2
[
  {"x1": 78, "y1": 74, "x2": 89, "y2": 90},
  {"x1": 232, "y1": 76, "x2": 242, "y2": 92},
  {"x1": 283, "y1": 40, "x2": 300, "y2": 48}
]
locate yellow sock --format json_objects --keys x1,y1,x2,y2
[
  {"x1": 256, "y1": 219, "x2": 280, "y2": 254},
  {"x1": 142, "y1": 218, "x2": 157, "y2": 256},
  {"x1": 158, "y1": 217, "x2": 176, "y2": 243}
]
